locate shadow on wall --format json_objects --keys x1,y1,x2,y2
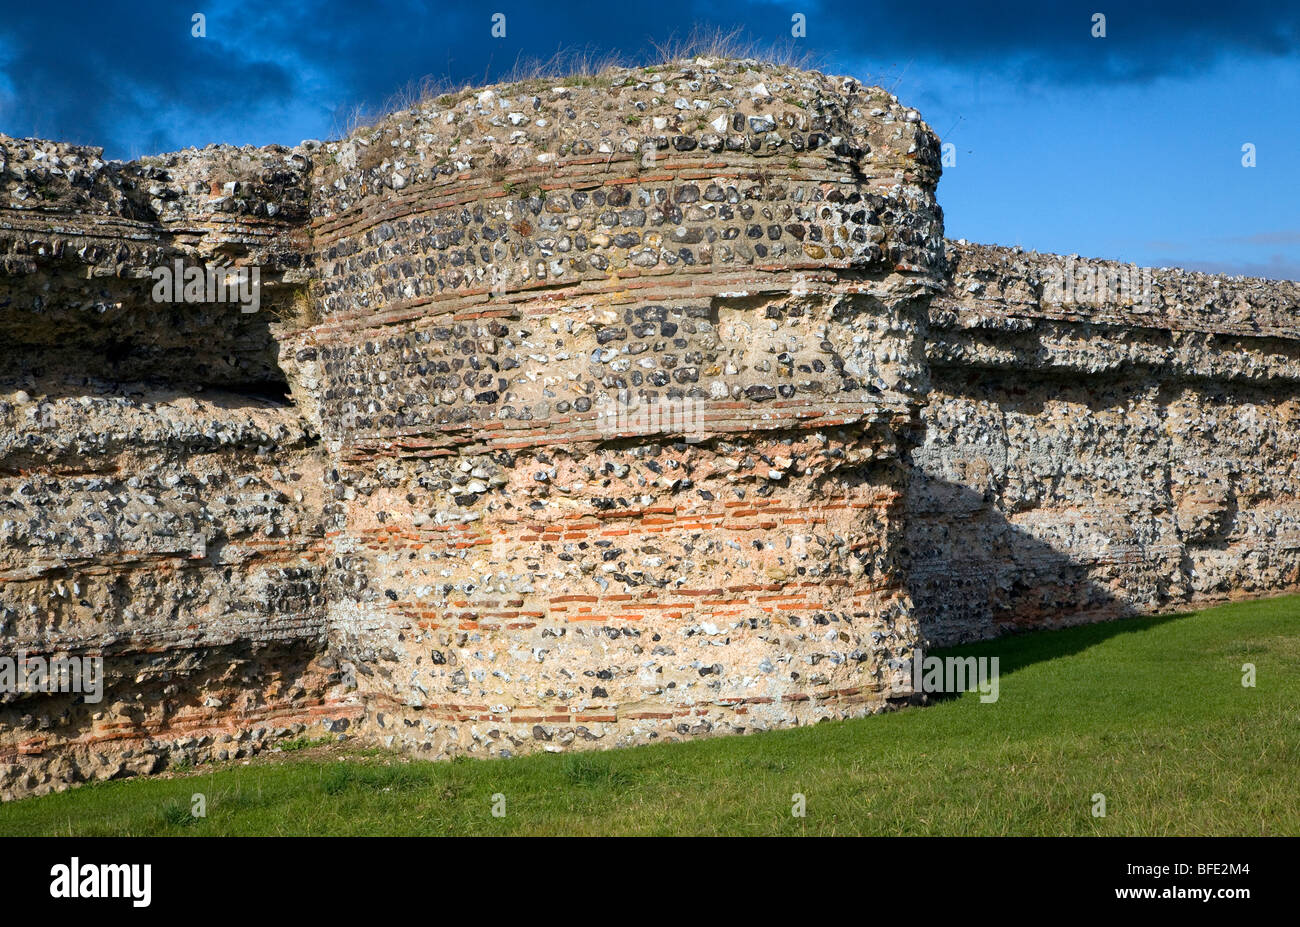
[
  {"x1": 905, "y1": 473, "x2": 1133, "y2": 651},
  {"x1": 0, "y1": 273, "x2": 294, "y2": 402}
]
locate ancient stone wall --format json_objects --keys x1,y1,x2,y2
[
  {"x1": 912, "y1": 242, "x2": 1300, "y2": 645},
  {"x1": 0, "y1": 136, "x2": 354, "y2": 799},
  {"x1": 296, "y1": 61, "x2": 946, "y2": 757},
  {"x1": 2, "y1": 59, "x2": 1297, "y2": 798}
]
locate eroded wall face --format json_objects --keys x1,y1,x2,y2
[
  {"x1": 329, "y1": 422, "x2": 920, "y2": 755},
  {"x1": 300, "y1": 64, "x2": 945, "y2": 756},
  {"x1": 7, "y1": 63, "x2": 1300, "y2": 798},
  {"x1": 912, "y1": 243, "x2": 1300, "y2": 645},
  {"x1": 0, "y1": 137, "x2": 351, "y2": 800}
]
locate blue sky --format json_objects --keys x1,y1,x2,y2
[{"x1": 1, "y1": 1, "x2": 1296, "y2": 278}]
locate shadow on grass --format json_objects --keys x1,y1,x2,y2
[{"x1": 932, "y1": 610, "x2": 1190, "y2": 676}]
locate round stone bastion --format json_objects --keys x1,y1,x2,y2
[{"x1": 288, "y1": 59, "x2": 948, "y2": 757}]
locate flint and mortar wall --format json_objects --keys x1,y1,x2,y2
[
  {"x1": 0, "y1": 137, "x2": 353, "y2": 799},
  {"x1": 2, "y1": 59, "x2": 1297, "y2": 798},
  {"x1": 296, "y1": 61, "x2": 946, "y2": 756},
  {"x1": 912, "y1": 242, "x2": 1300, "y2": 645}
]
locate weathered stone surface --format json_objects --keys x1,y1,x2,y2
[
  {"x1": 303, "y1": 60, "x2": 944, "y2": 758},
  {"x1": 0, "y1": 136, "x2": 348, "y2": 800},
  {"x1": 1, "y1": 61, "x2": 1296, "y2": 798},
  {"x1": 912, "y1": 243, "x2": 1300, "y2": 645}
]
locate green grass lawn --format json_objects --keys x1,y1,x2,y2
[{"x1": 2, "y1": 595, "x2": 1297, "y2": 836}]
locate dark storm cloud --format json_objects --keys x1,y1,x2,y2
[
  {"x1": 234, "y1": 1, "x2": 1300, "y2": 104},
  {"x1": 809, "y1": 0, "x2": 1300, "y2": 83},
  {"x1": 0, "y1": 1, "x2": 297, "y2": 156},
  {"x1": 1, "y1": 1, "x2": 1297, "y2": 156}
]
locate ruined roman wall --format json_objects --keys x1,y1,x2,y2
[
  {"x1": 3, "y1": 59, "x2": 1298, "y2": 798},
  {"x1": 911, "y1": 242, "x2": 1300, "y2": 645},
  {"x1": 297, "y1": 60, "x2": 946, "y2": 758},
  {"x1": 0, "y1": 137, "x2": 355, "y2": 799}
]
